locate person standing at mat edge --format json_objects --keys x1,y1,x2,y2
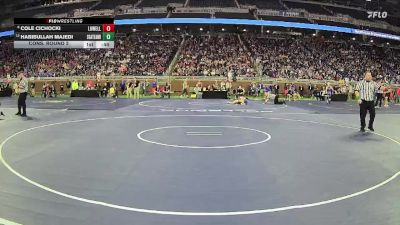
[
  {"x1": 16, "y1": 73, "x2": 28, "y2": 117},
  {"x1": 355, "y1": 71, "x2": 381, "y2": 132}
]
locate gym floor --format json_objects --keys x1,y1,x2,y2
[{"x1": 0, "y1": 97, "x2": 399, "y2": 225}]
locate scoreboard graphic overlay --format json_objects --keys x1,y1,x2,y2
[{"x1": 14, "y1": 18, "x2": 115, "y2": 49}]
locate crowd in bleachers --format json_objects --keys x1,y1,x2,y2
[
  {"x1": 0, "y1": 34, "x2": 180, "y2": 78},
  {"x1": 1, "y1": 34, "x2": 400, "y2": 84},
  {"x1": 245, "y1": 36, "x2": 400, "y2": 84},
  {"x1": 172, "y1": 35, "x2": 256, "y2": 78}
]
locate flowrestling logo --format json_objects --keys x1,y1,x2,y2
[{"x1": 367, "y1": 11, "x2": 388, "y2": 19}]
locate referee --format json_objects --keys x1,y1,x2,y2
[
  {"x1": 15, "y1": 73, "x2": 28, "y2": 117},
  {"x1": 355, "y1": 71, "x2": 380, "y2": 132}
]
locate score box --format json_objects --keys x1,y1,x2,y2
[
  {"x1": 102, "y1": 32, "x2": 115, "y2": 41},
  {"x1": 13, "y1": 18, "x2": 115, "y2": 49},
  {"x1": 102, "y1": 24, "x2": 115, "y2": 32}
]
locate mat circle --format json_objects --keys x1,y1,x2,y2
[{"x1": 137, "y1": 125, "x2": 271, "y2": 149}]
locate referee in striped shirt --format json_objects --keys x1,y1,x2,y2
[
  {"x1": 355, "y1": 71, "x2": 381, "y2": 132},
  {"x1": 16, "y1": 72, "x2": 28, "y2": 117}
]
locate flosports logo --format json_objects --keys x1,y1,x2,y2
[{"x1": 367, "y1": 11, "x2": 388, "y2": 19}]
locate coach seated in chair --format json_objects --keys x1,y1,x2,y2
[{"x1": 160, "y1": 83, "x2": 171, "y2": 99}]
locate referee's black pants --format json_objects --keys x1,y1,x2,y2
[
  {"x1": 360, "y1": 100, "x2": 375, "y2": 129},
  {"x1": 17, "y1": 92, "x2": 27, "y2": 115}
]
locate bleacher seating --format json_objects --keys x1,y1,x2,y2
[
  {"x1": 244, "y1": 35, "x2": 400, "y2": 83},
  {"x1": 238, "y1": 0, "x2": 286, "y2": 10},
  {"x1": 189, "y1": 0, "x2": 236, "y2": 8},
  {"x1": 284, "y1": 1, "x2": 333, "y2": 15},
  {"x1": 173, "y1": 35, "x2": 256, "y2": 77},
  {"x1": 2, "y1": 32, "x2": 400, "y2": 83},
  {"x1": 92, "y1": 0, "x2": 137, "y2": 10},
  {"x1": 0, "y1": 34, "x2": 181, "y2": 77},
  {"x1": 138, "y1": 0, "x2": 185, "y2": 7}
]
